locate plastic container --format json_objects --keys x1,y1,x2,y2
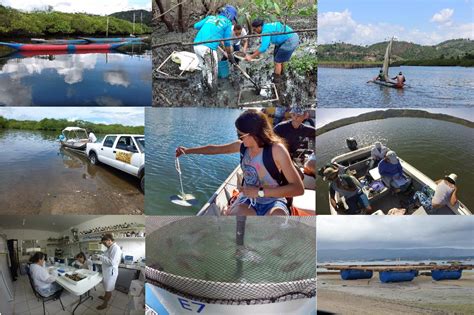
[
  {"x1": 218, "y1": 60, "x2": 229, "y2": 78},
  {"x1": 379, "y1": 270, "x2": 416, "y2": 283},
  {"x1": 431, "y1": 269, "x2": 462, "y2": 281},
  {"x1": 340, "y1": 269, "x2": 373, "y2": 280}
]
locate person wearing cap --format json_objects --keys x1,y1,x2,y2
[
  {"x1": 95, "y1": 234, "x2": 122, "y2": 310},
  {"x1": 391, "y1": 71, "x2": 406, "y2": 88},
  {"x1": 274, "y1": 106, "x2": 315, "y2": 158},
  {"x1": 432, "y1": 174, "x2": 458, "y2": 208},
  {"x1": 176, "y1": 109, "x2": 304, "y2": 216},
  {"x1": 370, "y1": 141, "x2": 388, "y2": 169},
  {"x1": 324, "y1": 168, "x2": 372, "y2": 214},
  {"x1": 378, "y1": 151, "x2": 409, "y2": 192},
  {"x1": 245, "y1": 19, "x2": 299, "y2": 79},
  {"x1": 193, "y1": 4, "x2": 238, "y2": 89}
]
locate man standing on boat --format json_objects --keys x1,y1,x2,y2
[
  {"x1": 88, "y1": 130, "x2": 97, "y2": 143},
  {"x1": 193, "y1": 5, "x2": 238, "y2": 90},
  {"x1": 274, "y1": 106, "x2": 315, "y2": 158},
  {"x1": 245, "y1": 19, "x2": 299, "y2": 81}
]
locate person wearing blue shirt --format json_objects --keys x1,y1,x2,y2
[
  {"x1": 245, "y1": 19, "x2": 299, "y2": 79},
  {"x1": 378, "y1": 151, "x2": 410, "y2": 192},
  {"x1": 193, "y1": 5, "x2": 237, "y2": 90}
]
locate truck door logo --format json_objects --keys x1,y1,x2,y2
[{"x1": 116, "y1": 151, "x2": 132, "y2": 164}]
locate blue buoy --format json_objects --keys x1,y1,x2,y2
[
  {"x1": 341, "y1": 269, "x2": 373, "y2": 280},
  {"x1": 431, "y1": 269, "x2": 462, "y2": 281},
  {"x1": 218, "y1": 60, "x2": 229, "y2": 78},
  {"x1": 379, "y1": 270, "x2": 416, "y2": 283}
]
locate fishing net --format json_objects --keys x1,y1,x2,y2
[{"x1": 146, "y1": 216, "x2": 316, "y2": 304}]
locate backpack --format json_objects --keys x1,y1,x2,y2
[{"x1": 239, "y1": 143, "x2": 288, "y2": 186}]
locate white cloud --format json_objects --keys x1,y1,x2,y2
[
  {"x1": 431, "y1": 8, "x2": 454, "y2": 25},
  {"x1": 319, "y1": 9, "x2": 473, "y2": 45},
  {"x1": 0, "y1": 0, "x2": 151, "y2": 15}
]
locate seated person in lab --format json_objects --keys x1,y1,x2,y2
[
  {"x1": 73, "y1": 252, "x2": 93, "y2": 270},
  {"x1": 378, "y1": 151, "x2": 410, "y2": 192},
  {"x1": 29, "y1": 252, "x2": 62, "y2": 297},
  {"x1": 370, "y1": 141, "x2": 388, "y2": 169},
  {"x1": 96, "y1": 234, "x2": 122, "y2": 310}
]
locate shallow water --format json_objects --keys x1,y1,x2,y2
[
  {"x1": 318, "y1": 66, "x2": 474, "y2": 107},
  {"x1": 0, "y1": 46, "x2": 152, "y2": 106},
  {"x1": 316, "y1": 117, "x2": 474, "y2": 213},
  {"x1": 145, "y1": 108, "x2": 242, "y2": 215},
  {"x1": 0, "y1": 129, "x2": 144, "y2": 214}
]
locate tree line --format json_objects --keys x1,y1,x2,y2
[
  {"x1": 0, "y1": 117, "x2": 144, "y2": 134},
  {"x1": 0, "y1": 5, "x2": 151, "y2": 37}
]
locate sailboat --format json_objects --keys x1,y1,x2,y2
[{"x1": 371, "y1": 38, "x2": 403, "y2": 89}]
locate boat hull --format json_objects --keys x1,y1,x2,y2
[
  {"x1": 31, "y1": 38, "x2": 88, "y2": 45},
  {"x1": 81, "y1": 37, "x2": 145, "y2": 43},
  {"x1": 372, "y1": 80, "x2": 403, "y2": 89},
  {"x1": 0, "y1": 42, "x2": 126, "y2": 52},
  {"x1": 61, "y1": 141, "x2": 87, "y2": 151}
]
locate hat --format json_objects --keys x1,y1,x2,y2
[
  {"x1": 385, "y1": 150, "x2": 398, "y2": 164},
  {"x1": 290, "y1": 106, "x2": 305, "y2": 115},
  {"x1": 323, "y1": 167, "x2": 338, "y2": 181},
  {"x1": 220, "y1": 5, "x2": 238, "y2": 22},
  {"x1": 445, "y1": 173, "x2": 457, "y2": 184}
]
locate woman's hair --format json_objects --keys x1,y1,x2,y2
[
  {"x1": 30, "y1": 252, "x2": 45, "y2": 263},
  {"x1": 235, "y1": 109, "x2": 286, "y2": 148},
  {"x1": 252, "y1": 19, "x2": 264, "y2": 28},
  {"x1": 76, "y1": 252, "x2": 87, "y2": 260}
]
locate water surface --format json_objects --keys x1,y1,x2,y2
[{"x1": 318, "y1": 66, "x2": 474, "y2": 107}]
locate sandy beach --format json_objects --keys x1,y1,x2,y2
[{"x1": 317, "y1": 272, "x2": 474, "y2": 314}]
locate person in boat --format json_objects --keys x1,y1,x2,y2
[
  {"x1": 323, "y1": 168, "x2": 372, "y2": 214},
  {"x1": 28, "y1": 252, "x2": 62, "y2": 297},
  {"x1": 432, "y1": 174, "x2": 458, "y2": 208},
  {"x1": 245, "y1": 19, "x2": 299, "y2": 81},
  {"x1": 378, "y1": 151, "x2": 410, "y2": 193},
  {"x1": 370, "y1": 141, "x2": 388, "y2": 169},
  {"x1": 72, "y1": 252, "x2": 93, "y2": 270},
  {"x1": 373, "y1": 69, "x2": 385, "y2": 81},
  {"x1": 193, "y1": 4, "x2": 238, "y2": 88},
  {"x1": 88, "y1": 130, "x2": 97, "y2": 143},
  {"x1": 391, "y1": 71, "x2": 406, "y2": 87},
  {"x1": 303, "y1": 153, "x2": 316, "y2": 189},
  {"x1": 176, "y1": 109, "x2": 304, "y2": 216},
  {"x1": 274, "y1": 106, "x2": 316, "y2": 158}
]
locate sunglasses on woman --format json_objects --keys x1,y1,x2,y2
[{"x1": 237, "y1": 132, "x2": 250, "y2": 140}]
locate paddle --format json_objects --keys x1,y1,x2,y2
[{"x1": 170, "y1": 157, "x2": 197, "y2": 207}]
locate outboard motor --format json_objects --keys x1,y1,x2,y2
[{"x1": 346, "y1": 137, "x2": 358, "y2": 151}]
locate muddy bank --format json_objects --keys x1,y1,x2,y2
[
  {"x1": 318, "y1": 273, "x2": 474, "y2": 314},
  {"x1": 152, "y1": 16, "x2": 316, "y2": 107}
]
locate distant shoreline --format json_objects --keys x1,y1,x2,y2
[{"x1": 316, "y1": 109, "x2": 474, "y2": 136}]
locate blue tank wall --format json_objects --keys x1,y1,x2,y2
[
  {"x1": 340, "y1": 269, "x2": 373, "y2": 280},
  {"x1": 379, "y1": 270, "x2": 415, "y2": 283},
  {"x1": 431, "y1": 269, "x2": 462, "y2": 281}
]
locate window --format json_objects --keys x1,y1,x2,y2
[
  {"x1": 103, "y1": 136, "x2": 117, "y2": 148},
  {"x1": 116, "y1": 136, "x2": 137, "y2": 152}
]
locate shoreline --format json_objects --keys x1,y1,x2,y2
[{"x1": 318, "y1": 273, "x2": 474, "y2": 314}]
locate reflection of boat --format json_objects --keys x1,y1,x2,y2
[
  {"x1": 59, "y1": 127, "x2": 89, "y2": 151},
  {"x1": 31, "y1": 38, "x2": 88, "y2": 45},
  {"x1": 80, "y1": 37, "x2": 147, "y2": 43},
  {"x1": 4, "y1": 49, "x2": 126, "y2": 59},
  {"x1": 327, "y1": 144, "x2": 471, "y2": 215},
  {"x1": 0, "y1": 42, "x2": 127, "y2": 52},
  {"x1": 198, "y1": 152, "x2": 316, "y2": 216},
  {"x1": 370, "y1": 38, "x2": 403, "y2": 89}
]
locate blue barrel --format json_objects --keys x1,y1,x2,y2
[
  {"x1": 218, "y1": 60, "x2": 229, "y2": 78},
  {"x1": 379, "y1": 270, "x2": 416, "y2": 283},
  {"x1": 431, "y1": 269, "x2": 462, "y2": 281},
  {"x1": 413, "y1": 270, "x2": 419, "y2": 277},
  {"x1": 341, "y1": 269, "x2": 373, "y2": 280}
]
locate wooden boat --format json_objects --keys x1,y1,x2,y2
[
  {"x1": 59, "y1": 127, "x2": 89, "y2": 151},
  {"x1": 327, "y1": 144, "x2": 471, "y2": 215},
  {"x1": 80, "y1": 37, "x2": 147, "y2": 43},
  {"x1": 369, "y1": 38, "x2": 404, "y2": 89},
  {"x1": 0, "y1": 42, "x2": 127, "y2": 52},
  {"x1": 31, "y1": 38, "x2": 88, "y2": 45},
  {"x1": 5, "y1": 49, "x2": 121, "y2": 59},
  {"x1": 372, "y1": 80, "x2": 403, "y2": 89},
  {"x1": 197, "y1": 153, "x2": 316, "y2": 216}
]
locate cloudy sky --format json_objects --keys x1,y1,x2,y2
[
  {"x1": 0, "y1": 107, "x2": 144, "y2": 126},
  {"x1": 316, "y1": 108, "x2": 474, "y2": 128},
  {"x1": 319, "y1": 0, "x2": 474, "y2": 45},
  {"x1": 317, "y1": 216, "x2": 474, "y2": 249},
  {"x1": 0, "y1": 0, "x2": 151, "y2": 15}
]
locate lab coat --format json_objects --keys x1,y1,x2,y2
[
  {"x1": 99, "y1": 243, "x2": 122, "y2": 291},
  {"x1": 73, "y1": 258, "x2": 93, "y2": 270}
]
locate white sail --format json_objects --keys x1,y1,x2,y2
[{"x1": 382, "y1": 38, "x2": 393, "y2": 81}]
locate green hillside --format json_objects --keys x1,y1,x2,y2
[
  {"x1": 110, "y1": 10, "x2": 152, "y2": 26},
  {"x1": 319, "y1": 39, "x2": 474, "y2": 66}
]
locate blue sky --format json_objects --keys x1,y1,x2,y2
[
  {"x1": 0, "y1": 107, "x2": 144, "y2": 126},
  {"x1": 0, "y1": 0, "x2": 151, "y2": 15},
  {"x1": 319, "y1": 0, "x2": 474, "y2": 45}
]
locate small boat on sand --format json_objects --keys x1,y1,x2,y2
[
  {"x1": 327, "y1": 143, "x2": 471, "y2": 215},
  {"x1": 59, "y1": 127, "x2": 89, "y2": 151},
  {"x1": 0, "y1": 42, "x2": 127, "y2": 52}
]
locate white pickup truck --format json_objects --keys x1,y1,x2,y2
[{"x1": 86, "y1": 134, "x2": 145, "y2": 191}]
